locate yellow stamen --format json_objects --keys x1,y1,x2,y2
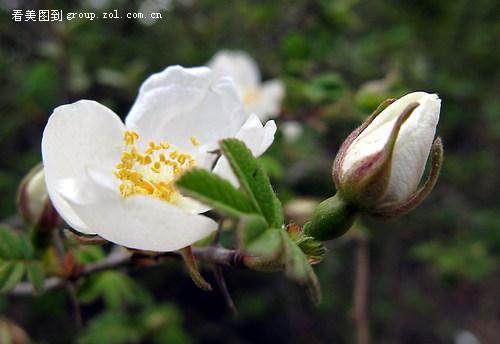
[
  {"x1": 243, "y1": 88, "x2": 259, "y2": 106},
  {"x1": 190, "y1": 136, "x2": 200, "y2": 146},
  {"x1": 114, "y1": 130, "x2": 196, "y2": 203}
]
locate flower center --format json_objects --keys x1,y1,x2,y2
[
  {"x1": 113, "y1": 131, "x2": 198, "y2": 203},
  {"x1": 243, "y1": 88, "x2": 259, "y2": 106}
]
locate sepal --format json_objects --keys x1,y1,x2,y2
[
  {"x1": 337, "y1": 102, "x2": 419, "y2": 208},
  {"x1": 372, "y1": 137, "x2": 443, "y2": 217},
  {"x1": 178, "y1": 247, "x2": 212, "y2": 291},
  {"x1": 333, "y1": 98, "x2": 395, "y2": 187}
]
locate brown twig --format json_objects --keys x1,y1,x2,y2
[
  {"x1": 65, "y1": 282, "x2": 83, "y2": 329},
  {"x1": 9, "y1": 246, "x2": 251, "y2": 296},
  {"x1": 52, "y1": 229, "x2": 83, "y2": 329},
  {"x1": 352, "y1": 238, "x2": 370, "y2": 344},
  {"x1": 10, "y1": 248, "x2": 132, "y2": 296},
  {"x1": 213, "y1": 266, "x2": 237, "y2": 314}
]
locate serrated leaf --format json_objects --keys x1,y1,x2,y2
[
  {"x1": 176, "y1": 168, "x2": 258, "y2": 218},
  {"x1": 220, "y1": 139, "x2": 284, "y2": 228},
  {"x1": 281, "y1": 232, "x2": 322, "y2": 304},
  {"x1": 0, "y1": 262, "x2": 26, "y2": 291},
  {"x1": 27, "y1": 262, "x2": 45, "y2": 293}
]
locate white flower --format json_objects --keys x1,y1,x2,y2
[
  {"x1": 207, "y1": 50, "x2": 285, "y2": 121},
  {"x1": 42, "y1": 66, "x2": 276, "y2": 251},
  {"x1": 281, "y1": 120, "x2": 304, "y2": 142},
  {"x1": 333, "y1": 92, "x2": 442, "y2": 216}
]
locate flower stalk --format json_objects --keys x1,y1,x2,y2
[{"x1": 303, "y1": 194, "x2": 358, "y2": 241}]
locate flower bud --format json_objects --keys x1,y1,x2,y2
[
  {"x1": 17, "y1": 164, "x2": 61, "y2": 232},
  {"x1": 333, "y1": 92, "x2": 443, "y2": 217}
]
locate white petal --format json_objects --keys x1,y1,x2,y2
[
  {"x1": 246, "y1": 79, "x2": 285, "y2": 121},
  {"x1": 58, "y1": 174, "x2": 217, "y2": 251},
  {"x1": 213, "y1": 114, "x2": 277, "y2": 185},
  {"x1": 125, "y1": 65, "x2": 247, "y2": 153},
  {"x1": 341, "y1": 92, "x2": 440, "y2": 203},
  {"x1": 237, "y1": 114, "x2": 277, "y2": 156},
  {"x1": 281, "y1": 120, "x2": 304, "y2": 142},
  {"x1": 383, "y1": 93, "x2": 440, "y2": 202},
  {"x1": 207, "y1": 50, "x2": 261, "y2": 92},
  {"x1": 41, "y1": 100, "x2": 125, "y2": 234}
]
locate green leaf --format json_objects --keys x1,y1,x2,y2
[
  {"x1": 78, "y1": 310, "x2": 141, "y2": 344},
  {"x1": 281, "y1": 232, "x2": 322, "y2": 304},
  {"x1": 220, "y1": 139, "x2": 283, "y2": 228},
  {"x1": 246, "y1": 229, "x2": 284, "y2": 257},
  {"x1": 27, "y1": 262, "x2": 45, "y2": 293},
  {"x1": 240, "y1": 215, "x2": 269, "y2": 248},
  {"x1": 75, "y1": 245, "x2": 106, "y2": 264},
  {"x1": 79, "y1": 271, "x2": 151, "y2": 309},
  {"x1": 0, "y1": 226, "x2": 32, "y2": 260},
  {"x1": 0, "y1": 228, "x2": 17, "y2": 259},
  {"x1": 0, "y1": 227, "x2": 44, "y2": 292},
  {"x1": 176, "y1": 168, "x2": 258, "y2": 218},
  {"x1": 140, "y1": 305, "x2": 192, "y2": 344},
  {"x1": 0, "y1": 262, "x2": 26, "y2": 291}
]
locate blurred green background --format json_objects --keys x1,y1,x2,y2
[{"x1": 1, "y1": 0, "x2": 499, "y2": 343}]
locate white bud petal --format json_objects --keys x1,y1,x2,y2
[{"x1": 341, "y1": 92, "x2": 441, "y2": 203}]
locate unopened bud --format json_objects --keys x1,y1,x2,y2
[
  {"x1": 332, "y1": 92, "x2": 443, "y2": 217},
  {"x1": 17, "y1": 164, "x2": 61, "y2": 232}
]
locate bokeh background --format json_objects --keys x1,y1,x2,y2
[{"x1": 1, "y1": 0, "x2": 499, "y2": 343}]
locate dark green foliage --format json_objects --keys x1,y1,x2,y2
[
  {"x1": 0, "y1": 226, "x2": 44, "y2": 292},
  {"x1": 78, "y1": 271, "x2": 152, "y2": 309},
  {"x1": 78, "y1": 304, "x2": 191, "y2": 344}
]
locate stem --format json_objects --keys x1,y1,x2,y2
[
  {"x1": 10, "y1": 246, "x2": 253, "y2": 296},
  {"x1": 213, "y1": 266, "x2": 237, "y2": 314},
  {"x1": 52, "y1": 229, "x2": 83, "y2": 329},
  {"x1": 66, "y1": 282, "x2": 83, "y2": 329},
  {"x1": 303, "y1": 193, "x2": 357, "y2": 241},
  {"x1": 352, "y1": 238, "x2": 370, "y2": 344}
]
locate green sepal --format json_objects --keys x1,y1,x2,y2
[
  {"x1": 280, "y1": 231, "x2": 322, "y2": 304},
  {"x1": 296, "y1": 236, "x2": 327, "y2": 265}
]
